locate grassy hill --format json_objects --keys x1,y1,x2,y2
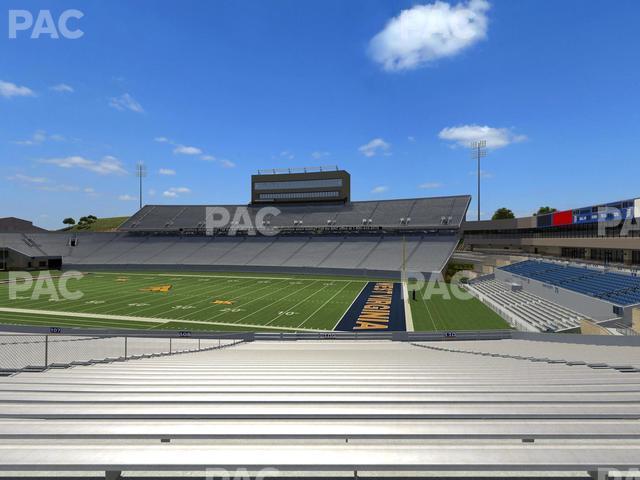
[{"x1": 64, "y1": 216, "x2": 129, "y2": 232}]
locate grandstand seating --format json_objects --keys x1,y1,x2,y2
[
  {"x1": 468, "y1": 278, "x2": 587, "y2": 332},
  {"x1": 119, "y1": 195, "x2": 471, "y2": 231},
  {"x1": 3, "y1": 233, "x2": 459, "y2": 275},
  {"x1": 1, "y1": 339, "x2": 640, "y2": 477},
  {"x1": 416, "y1": 338, "x2": 640, "y2": 371},
  {"x1": 500, "y1": 260, "x2": 640, "y2": 306}
]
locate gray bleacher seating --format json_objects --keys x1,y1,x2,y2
[
  {"x1": 0, "y1": 339, "x2": 639, "y2": 478},
  {"x1": 469, "y1": 278, "x2": 588, "y2": 332},
  {"x1": 1, "y1": 196, "x2": 468, "y2": 275},
  {"x1": 120, "y1": 195, "x2": 471, "y2": 231},
  {"x1": 1, "y1": 233, "x2": 459, "y2": 275}
]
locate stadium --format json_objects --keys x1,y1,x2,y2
[
  {"x1": 2, "y1": 166, "x2": 640, "y2": 478},
  {"x1": 3, "y1": 0, "x2": 640, "y2": 478}
]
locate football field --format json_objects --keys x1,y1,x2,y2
[
  {"x1": 0, "y1": 271, "x2": 368, "y2": 332},
  {"x1": 0, "y1": 271, "x2": 509, "y2": 332}
]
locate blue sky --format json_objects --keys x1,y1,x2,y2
[{"x1": 2, "y1": 0, "x2": 640, "y2": 228}]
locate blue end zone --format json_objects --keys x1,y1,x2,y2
[{"x1": 335, "y1": 282, "x2": 406, "y2": 331}]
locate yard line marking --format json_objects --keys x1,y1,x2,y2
[
  {"x1": 330, "y1": 282, "x2": 367, "y2": 331},
  {"x1": 263, "y1": 282, "x2": 334, "y2": 326},
  {"x1": 174, "y1": 279, "x2": 295, "y2": 321},
  {"x1": 229, "y1": 281, "x2": 320, "y2": 325},
  {"x1": 0, "y1": 312, "x2": 152, "y2": 329},
  {"x1": 297, "y1": 281, "x2": 353, "y2": 329},
  {"x1": 420, "y1": 290, "x2": 440, "y2": 331},
  {"x1": 114, "y1": 277, "x2": 259, "y2": 318},
  {"x1": 403, "y1": 281, "x2": 415, "y2": 332},
  {"x1": 0, "y1": 275, "x2": 250, "y2": 320},
  {"x1": 0, "y1": 307, "x2": 324, "y2": 332}
]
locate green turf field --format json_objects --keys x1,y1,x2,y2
[
  {"x1": 0, "y1": 271, "x2": 366, "y2": 332},
  {"x1": 0, "y1": 271, "x2": 509, "y2": 332},
  {"x1": 409, "y1": 282, "x2": 510, "y2": 331}
]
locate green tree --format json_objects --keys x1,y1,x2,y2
[
  {"x1": 534, "y1": 206, "x2": 557, "y2": 216},
  {"x1": 62, "y1": 217, "x2": 76, "y2": 226},
  {"x1": 492, "y1": 208, "x2": 516, "y2": 220}
]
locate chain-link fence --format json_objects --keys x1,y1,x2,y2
[{"x1": 0, "y1": 334, "x2": 243, "y2": 374}]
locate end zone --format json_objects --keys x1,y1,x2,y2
[{"x1": 335, "y1": 282, "x2": 406, "y2": 331}]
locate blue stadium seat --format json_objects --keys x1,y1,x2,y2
[{"x1": 500, "y1": 260, "x2": 640, "y2": 306}]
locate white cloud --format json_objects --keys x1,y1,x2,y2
[
  {"x1": 219, "y1": 159, "x2": 236, "y2": 168},
  {"x1": 8, "y1": 173, "x2": 48, "y2": 184},
  {"x1": 439, "y1": 124, "x2": 526, "y2": 149},
  {"x1": 39, "y1": 184, "x2": 80, "y2": 193},
  {"x1": 371, "y1": 185, "x2": 389, "y2": 194},
  {"x1": 311, "y1": 151, "x2": 330, "y2": 160},
  {"x1": 0, "y1": 80, "x2": 35, "y2": 98},
  {"x1": 359, "y1": 138, "x2": 391, "y2": 157},
  {"x1": 407, "y1": 136, "x2": 416, "y2": 142},
  {"x1": 14, "y1": 130, "x2": 65, "y2": 146},
  {"x1": 84, "y1": 187, "x2": 96, "y2": 194},
  {"x1": 159, "y1": 168, "x2": 176, "y2": 176},
  {"x1": 43, "y1": 155, "x2": 127, "y2": 175},
  {"x1": 109, "y1": 93, "x2": 144, "y2": 113},
  {"x1": 419, "y1": 182, "x2": 442, "y2": 189},
  {"x1": 201, "y1": 155, "x2": 235, "y2": 168},
  {"x1": 279, "y1": 150, "x2": 295, "y2": 160},
  {"x1": 369, "y1": 0, "x2": 490, "y2": 71},
  {"x1": 163, "y1": 187, "x2": 191, "y2": 198},
  {"x1": 157, "y1": 137, "x2": 226, "y2": 165},
  {"x1": 173, "y1": 145, "x2": 202, "y2": 155},
  {"x1": 118, "y1": 194, "x2": 137, "y2": 201},
  {"x1": 50, "y1": 83, "x2": 74, "y2": 93},
  {"x1": 7, "y1": 174, "x2": 89, "y2": 193}
]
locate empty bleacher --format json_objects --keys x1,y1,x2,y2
[
  {"x1": 1, "y1": 338, "x2": 640, "y2": 478},
  {"x1": 501, "y1": 260, "x2": 640, "y2": 306},
  {"x1": 1, "y1": 233, "x2": 459, "y2": 275},
  {"x1": 1, "y1": 195, "x2": 469, "y2": 275},
  {"x1": 119, "y1": 195, "x2": 471, "y2": 232},
  {"x1": 469, "y1": 278, "x2": 587, "y2": 331}
]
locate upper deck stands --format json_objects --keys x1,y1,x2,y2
[{"x1": 119, "y1": 195, "x2": 471, "y2": 232}]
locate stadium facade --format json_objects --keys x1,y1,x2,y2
[{"x1": 463, "y1": 197, "x2": 640, "y2": 265}]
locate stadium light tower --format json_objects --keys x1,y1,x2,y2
[
  {"x1": 470, "y1": 140, "x2": 487, "y2": 221},
  {"x1": 136, "y1": 162, "x2": 147, "y2": 210}
]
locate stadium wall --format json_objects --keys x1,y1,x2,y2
[{"x1": 63, "y1": 263, "x2": 405, "y2": 279}]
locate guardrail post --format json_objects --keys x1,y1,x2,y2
[
  {"x1": 218, "y1": 338, "x2": 221, "y2": 348},
  {"x1": 198, "y1": 338, "x2": 201, "y2": 350},
  {"x1": 169, "y1": 338, "x2": 172, "y2": 354},
  {"x1": 124, "y1": 337, "x2": 128, "y2": 359},
  {"x1": 44, "y1": 335, "x2": 48, "y2": 367}
]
